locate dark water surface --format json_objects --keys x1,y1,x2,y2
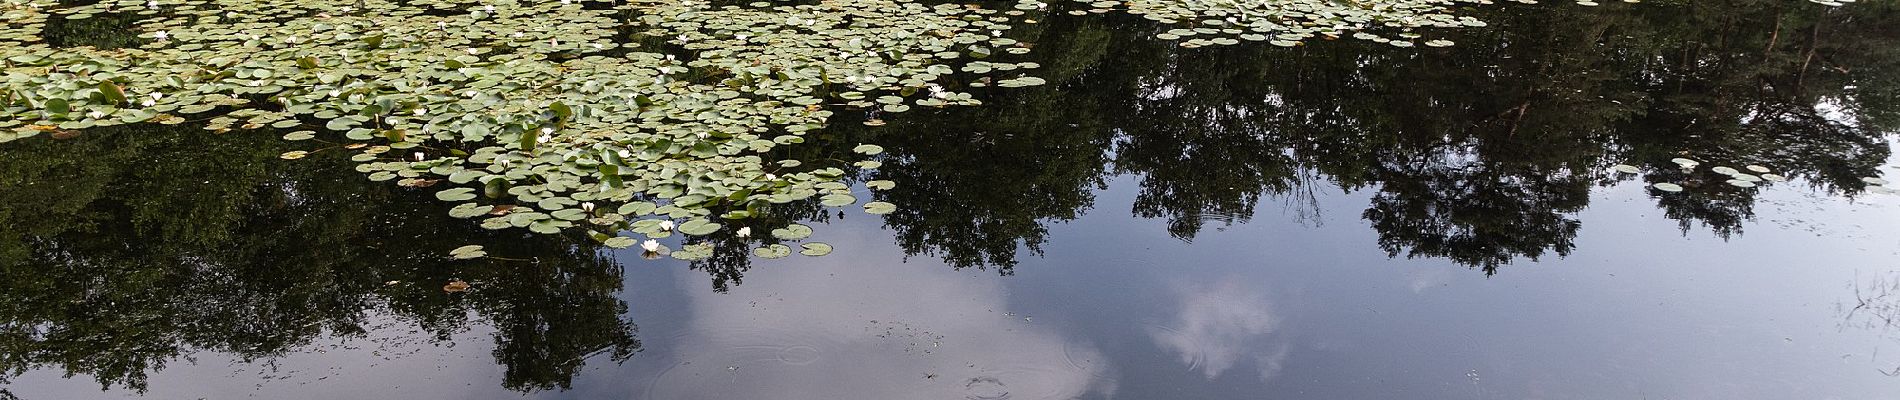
[{"x1": 6, "y1": 1, "x2": 1900, "y2": 399}]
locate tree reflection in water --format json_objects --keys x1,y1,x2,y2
[
  {"x1": 2, "y1": 0, "x2": 1898, "y2": 396},
  {"x1": 0, "y1": 125, "x2": 638, "y2": 395}
]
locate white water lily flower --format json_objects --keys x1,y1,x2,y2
[
  {"x1": 141, "y1": 98, "x2": 156, "y2": 107},
  {"x1": 466, "y1": 47, "x2": 479, "y2": 55},
  {"x1": 327, "y1": 90, "x2": 341, "y2": 97},
  {"x1": 658, "y1": 220, "x2": 676, "y2": 231},
  {"x1": 581, "y1": 202, "x2": 595, "y2": 212},
  {"x1": 150, "y1": 92, "x2": 163, "y2": 100},
  {"x1": 640, "y1": 239, "x2": 660, "y2": 252},
  {"x1": 87, "y1": 110, "x2": 106, "y2": 119},
  {"x1": 413, "y1": 108, "x2": 426, "y2": 116},
  {"x1": 736, "y1": 227, "x2": 751, "y2": 238},
  {"x1": 413, "y1": 152, "x2": 425, "y2": 161},
  {"x1": 153, "y1": 30, "x2": 169, "y2": 40},
  {"x1": 617, "y1": 149, "x2": 632, "y2": 158},
  {"x1": 483, "y1": 4, "x2": 495, "y2": 12},
  {"x1": 696, "y1": 132, "x2": 709, "y2": 139}
]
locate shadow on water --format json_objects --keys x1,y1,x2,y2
[{"x1": 2, "y1": 0, "x2": 1900, "y2": 396}]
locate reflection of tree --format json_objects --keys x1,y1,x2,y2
[
  {"x1": 0, "y1": 125, "x2": 638, "y2": 395},
  {"x1": 839, "y1": 17, "x2": 1117, "y2": 272},
  {"x1": 851, "y1": 1, "x2": 1898, "y2": 273},
  {"x1": 1111, "y1": 2, "x2": 1896, "y2": 270}
]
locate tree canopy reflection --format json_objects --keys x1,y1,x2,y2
[
  {"x1": 856, "y1": 1, "x2": 1898, "y2": 274},
  {"x1": 0, "y1": 126, "x2": 638, "y2": 396}
]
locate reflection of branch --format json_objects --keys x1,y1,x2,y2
[
  {"x1": 1842, "y1": 271, "x2": 1900, "y2": 331},
  {"x1": 1842, "y1": 271, "x2": 1900, "y2": 377}
]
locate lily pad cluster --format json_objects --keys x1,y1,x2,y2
[
  {"x1": 1070, "y1": 0, "x2": 1512, "y2": 48},
  {"x1": 2, "y1": 0, "x2": 1048, "y2": 259},
  {"x1": 1622, "y1": 157, "x2": 1798, "y2": 193}
]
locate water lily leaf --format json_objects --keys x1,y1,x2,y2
[
  {"x1": 853, "y1": 144, "x2": 884, "y2": 155},
  {"x1": 1652, "y1": 182, "x2": 1684, "y2": 192},
  {"x1": 821, "y1": 193, "x2": 857, "y2": 207},
  {"x1": 436, "y1": 188, "x2": 478, "y2": 201},
  {"x1": 602, "y1": 236, "x2": 638, "y2": 249},
  {"x1": 280, "y1": 151, "x2": 309, "y2": 160},
  {"x1": 800, "y1": 242, "x2": 833, "y2": 256},
  {"x1": 449, "y1": 245, "x2": 487, "y2": 259},
  {"x1": 678, "y1": 218, "x2": 721, "y2": 235},
  {"x1": 864, "y1": 201, "x2": 896, "y2": 214},
  {"x1": 771, "y1": 224, "x2": 813, "y2": 240},
  {"x1": 754, "y1": 244, "x2": 792, "y2": 259}
]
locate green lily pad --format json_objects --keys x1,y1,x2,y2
[{"x1": 449, "y1": 245, "x2": 487, "y2": 259}]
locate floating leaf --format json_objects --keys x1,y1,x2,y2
[
  {"x1": 678, "y1": 218, "x2": 721, "y2": 236},
  {"x1": 771, "y1": 224, "x2": 813, "y2": 240},
  {"x1": 853, "y1": 144, "x2": 885, "y2": 155},
  {"x1": 821, "y1": 193, "x2": 858, "y2": 207},
  {"x1": 754, "y1": 244, "x2": 792, "y2": 259},
  {"x1": 602, "y1": 236, "x2": 638, "y2": 249},
  {"x1": 864, "y1": 201, "x2": 897, "y2": 215},
  {"x1": 1611, "y1": 164, "x2": 1639, "y2": 174},
  {"x1": 800, "y1": 242, "x2": 834, "y2": 256},
  {"x1": 1652, "y1": 182, "x2": 1684, "y2": 192},
  {"x1": 435, "y1": 188, "x2": 478, "y2": 201},
  {"x1": 449, "y1": 245, "x2": 487, "y2": 259}
]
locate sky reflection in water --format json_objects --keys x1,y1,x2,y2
[{"x1": 5, "y1": 1, "x2": 1900, "y2": 399}]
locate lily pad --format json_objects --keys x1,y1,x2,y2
[
  {"x1": 800, "y1": 242, "x2": 834, "y2": 256},
  {"x1": 449, "y1": 245, "x2": 487, "y2": 259}
]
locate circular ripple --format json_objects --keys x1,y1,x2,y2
[
  {"x1": 964, "y1": 376, "x2": 1010, "y2": 400},
  {"x1": 777, "y1": 345, "x2": 821, "y2": 365}
]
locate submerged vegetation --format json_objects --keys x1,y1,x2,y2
[{"x1": 1, "y1": 0, "x2": 1566, "y2": 259}]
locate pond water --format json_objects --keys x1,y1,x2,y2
[{"x1": 5, "y1": 1, "x2": 1900, "y2": 399}]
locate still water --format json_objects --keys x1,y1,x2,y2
[{"x1": 6, "y1": 1, "x2": 1900, "y2": 399}]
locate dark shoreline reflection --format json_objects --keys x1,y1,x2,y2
[
  {"x1": 844, "y1": 0, "x2": 1899, "y2": 275},
  {"x1": 0, "y1": 125, "x2": 638, "y2": 396}
]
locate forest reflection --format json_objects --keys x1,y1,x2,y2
[
  {"x1": 0, "y1": 124, "x2": 639, "y2": 395},
  {"x1": 826, "y1": 0, "x2": 1900, "y2": 274},
  {"x1": 2, "y1": 0, "x2": 1897, "y2": 396}
]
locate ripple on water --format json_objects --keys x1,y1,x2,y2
[{"x1": 964, "y1": 376, "x2": 1010, "y2": 399}]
